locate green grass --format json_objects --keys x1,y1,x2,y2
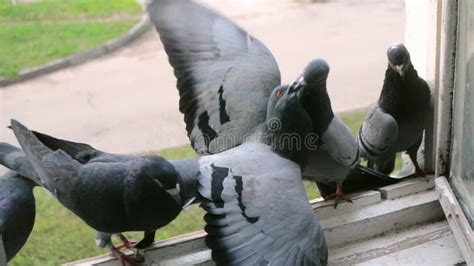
[
  {"x1": 0, "y1": 0, "x2": 142, "y2": 22},
  {"x1": 11, "y1": 109, "x2": 405, "y2": 265},
  {"x1": 0, "y1": 20, "x2": 138, "y2": 77},
  {"x1": 0, "y1": 0, "x2": 142, "y2": 77}
]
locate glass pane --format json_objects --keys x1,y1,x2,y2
[{"x1": 450, "y1": 1, "x2": 474, "y2": 228}]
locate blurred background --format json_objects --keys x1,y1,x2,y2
[{"x1": 0, "y1": 0, "x2": 405, "y2": 264}]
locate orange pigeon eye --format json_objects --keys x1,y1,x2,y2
[{"x1": 276, "y1": 90, "x2": 284, "y2": 98}]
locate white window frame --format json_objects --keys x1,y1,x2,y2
[{"x1": 406, "y1": 0, "x2": 474, "y2": 263}]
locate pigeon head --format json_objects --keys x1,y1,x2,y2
[
  {"x1": 267, "y1": 85, "x2": 300, "y2": 118},
  {"x1": 265, "y1": 84, "x2": 312, "y2": 159},
  {"x1": 126, "y1": 156, "x2": 183, "y2": 208},
  {"x1": 141, "y1": 156, "x2": 180, "y2": 191},
  {"x1": 301, "y1": 59, "x2": 330, "y2": 87},
  {"x1": 288, "y1": 59, "x2": 330, "y2": 97},
  {"x1": 290, "y1": 59, "x2": 334, "y2": 136},
  {"x1": 387, "y1": 43, "x2": 411, "y2": 76}
]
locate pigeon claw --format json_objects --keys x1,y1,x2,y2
[
  {"x1": 115, "y1": 233, "x2": 138, "y2": 250},
  {"x1": 110, "y1": 247, "x2": 143, "y2": 266},
  {"x1": 324, "y1": 182, "x2": 353, "y2": 209}
]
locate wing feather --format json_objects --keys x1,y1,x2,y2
[
  {"x1": 148, "y1": 0, "x2": 281, "y2": 154},
  {"x1": 357, "y1": 105, "x2": 399, "y2": 159},
  {"x1": 198, "y1": 144, "x2": 327, "y2": 265},
  {"x1": 320, "y1": 115, "x2": 360, "y2": 168}
]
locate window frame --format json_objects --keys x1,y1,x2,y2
[{"x1": 413, "y1": 0, "x2": 474, "y2": 262}]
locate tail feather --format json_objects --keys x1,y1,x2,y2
[
  {"x1": 0, "y1": 142, "x2": 42, "y2": 185},
  {"x1": 317, "y1": 164, "x2": 412, "y2": 198},
  {"x1": 32, "y1": 130, "x2": 95, "y2": 159},
  {"x1": 10, "y1": 119, "x2": 79, "y2": 192}
]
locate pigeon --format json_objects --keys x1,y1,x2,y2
[
  {"x1": 0, "y1": 171, "x2": 36, "y2": 263},
  {"x1": 290, "y1": 59, "x2": 360, "y2": 205},
  {"x1": 357, "y1": 43, "x2": 432, "y2": 175},
  {"x1": 197, "y1": 79, "x2": 327, "y2": 265},
  {"x1": 8, "y1": 122, "x2": 199, "y2": 264},
  {"x1": 149, "y1": 2, "x2": 327, "y2": 262}
]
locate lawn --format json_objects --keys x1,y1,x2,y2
[
  {"x1": 0, "y1": 0, "x2": 142, "y2": 77},
  {"x1": 10, "y1": 109, "x2": 403, "y2": 265},
  {"x1": 0, "y1": 0, "x2": 142, "y2": 21}
]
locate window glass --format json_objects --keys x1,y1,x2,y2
[{"x1": 450, "y1": 0, "x2": 474, "y2": 227}]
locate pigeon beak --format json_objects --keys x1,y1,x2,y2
[
  {"x1": 289, "y1": 77, "x2": 307, "y2": 102},
  {"x1": 395, "y1": 64, "x2": 405, "y2": 76}
]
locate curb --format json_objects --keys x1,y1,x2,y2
[{"x1": 0, "y1": 14, "x2": 151, "y2": 88}]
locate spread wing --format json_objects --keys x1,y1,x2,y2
[
  {"x1": 148, "y1": 0, "x2": 281, "y2": 154},
  {"x1": 197, "y1": 144, "x2": 327, "y2": 265},
  {"x1": 357, "y1": 105, "x2": 398, "y2": 159},
  {"x1": 320, "y1": 116, "x2": 360, "y2": 168}
]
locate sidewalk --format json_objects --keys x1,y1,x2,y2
[{"x1": 0, "y1": 0, "x2": 405, "y2": 154}]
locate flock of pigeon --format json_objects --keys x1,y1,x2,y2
[{"x1": 0, "y1": 0, "x2": 432, "y2": 265}]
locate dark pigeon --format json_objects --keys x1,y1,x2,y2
[
  {"x1": 0, "y1": 171, "x2": 36, "y2": 263},
  {"x1": 290, "y1": 59, "x2": 360, "y2": 205},
  {"x1": 357, "y1": 43, "x2": 432, "y2": 175},
  {"x1": 1, "y1": 138, "x2": 199, "y2": 262},
  {"x1": 8, "y1": 121, "x2": 199, "y2": 264},
  {"x1": 147, "y1": 0, "x2": 281, "y2": 155},
  {"x1": 197, "y1": 81, "x2": 327, "y2": 265}
]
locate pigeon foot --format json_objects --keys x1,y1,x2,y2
[
  {"x1": 110, "y1": 247, "x2": 143, "y2": 266},
  {"x1": 324, "y1": 182, "x2": 353, "y2": 208},
  {"x1": 115, "y1": 233, "x2": 138, "y2": 250}
]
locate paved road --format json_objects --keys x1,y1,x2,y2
[{"x1": 0, "y1": 0, "x2": 405, "y2": 154}]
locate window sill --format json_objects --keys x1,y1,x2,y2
[{"x1": 436, "y1": 176, "x2": 474, "y2": 265}]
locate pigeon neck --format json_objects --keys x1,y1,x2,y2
[
  {"x1": 262, "y1": 111, "x2": 313, "y2": 161},
  {"x1": 302, "y1": 84, "x2": 334, "y2": 136},
  {"x1": 262, "y1": 125, "x2": 298, "y2": 160},
  {"x1": 378, "y1": 65, "x2": 421, "y2": 117}
]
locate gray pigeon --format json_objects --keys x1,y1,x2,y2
[
  {"x1": 0, "y1": 171, "x2": 36, "y2": 263},
  {"x1": 293, "y1": 60, "x2": 360, "y2": 205},
  {"x1": 197, "y1": 80, "x2": 327, "y2": 265},
  {"x1": 147, "y1": 0, "x2": 281, "y2": 155},
  {"x1": 149, "y1": 2, "x2": 327, "y2": 261},
  {"x1": 357, "y1": 43, "x2": 431, "y2": 175},
  {"x1": 8, "y1": 122, "x2": 199, "y2": 264}
]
